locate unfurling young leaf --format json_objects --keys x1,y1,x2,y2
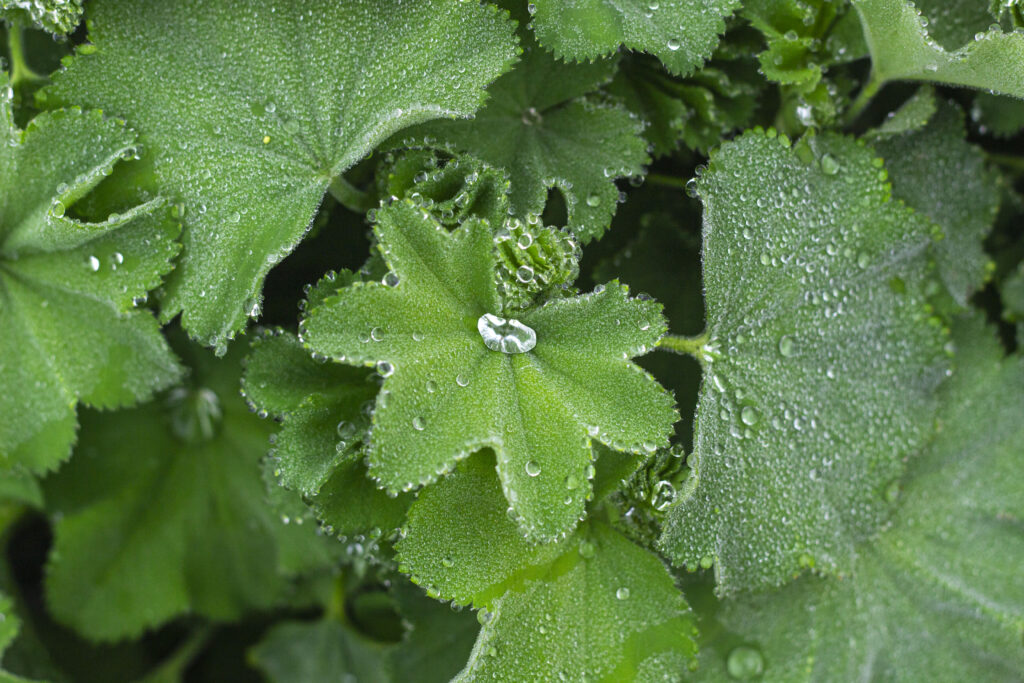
[
  {"x1": 660, "y1": 129, "x2": 951, "y2": 594},
  {"x1": 0, "y1": 76, "x2": 181, "y2": 475},
  {"x1": 301, "y1": 200, "x2": 676, "y2": 541},
  {"x1": 0, "y1": 0, "x2": 82, "y2": 36},
  {"x1": 42, "y1": 0, "x2": 519, "y2": 349}
]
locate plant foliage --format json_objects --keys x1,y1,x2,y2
[{"x1": 0, "y1": 0, "x2": 1022, "y2": 681}]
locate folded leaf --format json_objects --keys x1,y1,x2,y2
[
  {"x1": 690, "y1": 316, "x2": 1024, "y2": 681},
  {"x1": 660, "y1": 130, "x2": 950, "y2": 594}
]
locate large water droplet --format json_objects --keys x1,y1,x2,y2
[
  {"x1": 740, "y1": 406, "x2": 761, "y2": 426},
  {"x1": 778, "y1": 335, "x2": 797, "y2": 357},
  {"x1": 726, "y1": 646, "x2": 764, "y2": 680},
  {"x1": 525, "y1": 460, "x2": 541, "y2": 477},
  {"x1": 616, "y1": 586, "x2": 630, "y2": 600},
  {"x1": 412, "y1": 416, "x2": 426, "y2": 431},
  {"x1": 477, "y1": 313, "x2": 537, "y2": 354}
]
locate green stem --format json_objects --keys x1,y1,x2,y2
[
  {"x1": 645, "y1": 173, "x2": 688, "y2": 190},
  {"x1": 326, "y1": 570, "x2": 349, "y2": 624},
  {"x1": 656, "y1": 332, "x2": 709, "y2": 360},
  {"x1": 985, "y1": 152, "x2": 1024, "y2": 175},
  {"x1": 136, "y1": 625, "x2": 214, "y2": 683},
  {"x1": 7, "y1": 20, "x2": 44, "y2": 87},
  {"x1": 843, "y1": 72, "x2": 884, "y2": 127},
  {"x1": 328, "y1": 174, "x2": 375, "y2": 213}
]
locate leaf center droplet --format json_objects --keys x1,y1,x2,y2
[{"x1": 477, "y1": 313, "x2": 537, "y2": 354}]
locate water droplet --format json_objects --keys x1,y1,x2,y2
[
  {"x1": 516, "y1": 265, "x2": 535, "y2": 283},
  {"x1": 477, "y1": 609, "x2": 493, "y2": 625},
  {"x1": 726, "y1": 646, "x2": 764, "y2": 680},
  {"x1": 441, "y1": 556, "x2": 455, "y2": 568},
  {"x1": 383, "y1": 272, "x2": 400, "y2": 287},
  {"x1": 740, "y1": 406, "x2": 760, "y2": 426},
  {"x1": 376, "y1": 361, "x2": 394, "y2": 377},
  {"x1": 455, "y1": 374, "x2": 470, "y2": 387},
  {"x1": 370, "y1": 327, "x2": 384, "y2": 341},
  {"x1": 578, "y1": 540, "x2": 596, "y2": 559},
  {"x1": 820, "y1": 154, "x2": 840, "y2": 175},
  {"x1": 521, "y1": 107, "x2": 542, "y2": 125},
  {"x1": 856, "y1": 251, "x2": 870, "y2": 269},
  {"x1": 653, "y1": 480, "x2": 676, "y2": 511},
  {"x1": 477, "y1": 313, "x2": 537, "y2": 354},
  {"x1": 586, "y1": 193, "x2": 601, "y2": 207},
  {"x1": 616, "y1": 587, "x2": 630, "y2": 600},
  {"x1": 412, "y1": 416, "x2": 426, "y2": 431},
  {"x1": 525, "y1": 460, "x2": 541, "y2": 477},
  {"x1": 412, "y1": 331, "x2": 425, "y2": 342},
  {"x1": 778, "y1": 335, "x2": 797, "y2": 357},
  {"x1": 517, "y1": 232, "x2": 533, "y2": 249},
  {"x1": 87, "y1": 255, "x2": 100, "y2": 272},
  {"x1": 426, "y1": 380, "x2": 437, "y2": 393},
  {"x1": 667, "y1": 38, "x2": 680, "y2": 50}
]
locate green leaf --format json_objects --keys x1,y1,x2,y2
[
  {"x1": 852, "y1": 0, "x2": 1024, "y2": 98},
  {"x1": 249, "y1": 580, "x2": 477, "y2": 683},
  {"x1": 0, "y1": 592, "x2": 44, "y2": 683},
  {"x1": 690, "y1": 316, "x2": 1024, "y2": 681},
  {"x1": 1003, "y1": 262, "x2": 1024, "y2": 341},
  {"x1": 42, "y1": 337, "x2": 335, "y2": 641},
  {"x1": 871, "y1": 94, "x2": 1000, "y2": 304},
  {"x1": 0, "y1": 0, "x2": 82, "y2": 35},
  {"x1": 660, "y1": 130, "x2": 950, "y2": 594},
  {"x1": 0, "y1": 82, "x2": 182, "y2": 474},
  {"x1": 391, "y1": 31, "x2": 647, "y2": 242},
  {"x1": 43, "y1": 0, "x2": 519, "y2": 349},
  {"x1": 971, "y1": 92, "x2": 1024, "y2": 137},
  {"x1": 242, "y1": 327, "x2": 410, "y2": 538},
  {"x1": 302, "y1": 201, "x2": 676, "y2": 541},
  {"x1": 397, "y1": 454, "x2": 697, "y2": 681},
  {"x1": 528, "y1": 0, "x2": 739, "y2": 76}
]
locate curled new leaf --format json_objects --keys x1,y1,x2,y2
[{"x1": 301, "y1": 201, "x2": 677, "y2": 541}]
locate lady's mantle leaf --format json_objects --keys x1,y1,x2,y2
[
  {"x1": 870, "y1": 93, "x2": 1000, "y2": 304},
  {"x1": 301, "y1": 201, "x2": 676, "y2": 541},
  {"x1": 42, "y1": 339, "x2": 335, "y2": 642},
  {"x1": 397, "y1": 455, "x2": 696, "y2": 681},
  {"x1": 690, "y1": 317, "x2": 1024, "y2": 681},
  {"x1": 242, "y1": 326, "x2": 410, "y2": 538},
  {"x1": 660, "y1": 130, "x2": 950, "y2": 594},
  {"x1": 0, "y1": 82, "x2": 181, "y2": 475},
  {"x1": 0, "y1": 0, "x2": 82, "y2": 35},
  {"x1": 44, "y1": 0, "x2": 518, "y2": 349},
  {"x1": 528, "y1": 0, "x2": 739, "y2": 77},
  {"x1": 250, "y1": 581, "x2": 477, "y2": 683},
  {"x1": 852, "y1": 0, "x2": 1024, "y2": 98},
  {"x1": 391, "y1": 30, "x2": 647, "y2": 243}
]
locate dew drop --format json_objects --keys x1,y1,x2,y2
[
  {"x1": 455, "y1": 373, "x2": 470, "y2": 387},
  {"x1": 370, "y1": 327, "x2": 384, "y2": 341},
  {"x1": 740, "y1": 406, "x2": 760, "y2": 426},
  {"x1": 616, "y1": 587, "x2": 630, "y2": 600},
  {"x1": 516, "y1": 265, "x2": 535, "y2": 283},
  {"x1": 383, "y1": 272, "x2": 400, "y2": 287},
  {"x1": 376, "y1": 361, "x2": 394, "y2": 378},
  {"x1": 87, "y1": 255, "x2": 100, "y2": 272},
  {"x1": 726, "y1": 646, "x2": 764, "y2": 680},
  {"x1": 778, "y1": 335, "x2": 797, "y2": 357},
  {"x1": 525, "y1": 460, "x2": 541, "y2": 477},
  {"x1": 667, "y1": 38, "x2": 681, "y2": 50},
  {"x1": 477, "y1": 313, "x2": 537, "y2": 354},
  {"x1": 586, "y1": 193, "x2": 601, "y2": 207},
  {"x1": 820, "y1": 154, "x2": 840, "y2": 175},
  {"x1": 426, "y1": 380, "x2": 437, "y2": 393},
  {"x1": 412, "y1": 416, "x2": 426, "y2": 431}
]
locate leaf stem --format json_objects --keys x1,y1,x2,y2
[
  {"x1": 6, "y1": 20, "x2": 44, "y2": 88},
  {"x1": 985, "y1": 152, "x2": 1024, "y2": 175},
  {"x1": 645, "y1": 173, "x2": 688, "y2": 191},
  {"x1": 656, "y1": 332, "x2": 709, "y2": 360},
  {"x1": 136, "y1": 625, "x2": 215, "y2": 683},
  {"x1": 326, "y1": 570, "x2": 349, "y2": 624},
  {"x1": 328, "y1": 174, "x2": 375, "y2": 213},
  {"x1": 843, "y1": 72, "x2": 884, "y2": 127}
]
